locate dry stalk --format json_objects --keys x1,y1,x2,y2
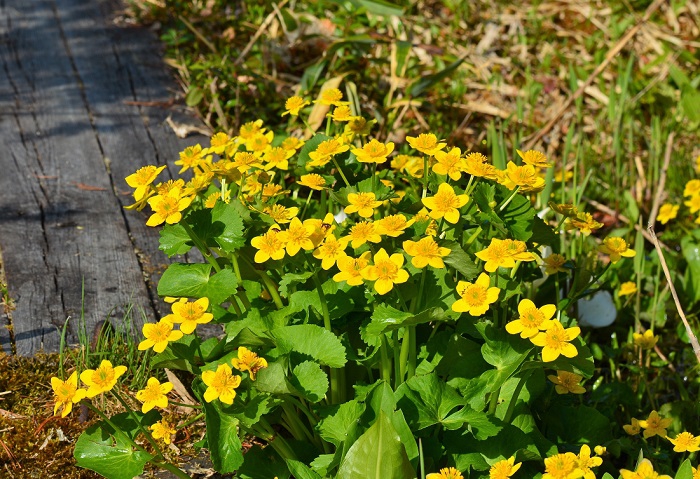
[
  {"x1": 647, "y1": 132, "x2": 700, "y2": 364},
  {"x1": 524, "y1": 0, "x2": 667, "y2": 150}
]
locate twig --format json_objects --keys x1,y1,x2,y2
[
  {"x1": 647, "y1": 133, "x2": 700, "y2": 364},
  {"x1": 234, "y1": 0, "x2": 289, "y2": 66},
  {"x1": 524, "y1": 0, "x2": 667, "y2": 150},
  {"x1": 177, "y1": 15, "x2": 218, "y2": 54}
]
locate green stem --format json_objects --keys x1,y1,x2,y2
[
  {"x1": 111, "y1": 390, "x2": 167, "y2": 461},
  {"x1": 180, "y1": 219, "x2": 220, "y2": 273},
  {"x1": 312, "y1": 272, "x2": 341, "y2": 403},
  {"x1": 465, "y1": 226, "x2": 483, "y2": 247},
  {"x1": 176, "y1": 412, "x2": 205, "y2": 429},
  {"x1": 502, "y1": 370, "x2": 533, "y2": 423},
  {"x1": 380, "y1": 334, "x2": 392, "y2": 383},
  {"x1": 170, "y1": 401, "x2": 202, "y2": 410},
  {"x1": 393, "y1": 330, "x2": 401, "y2": 389},
  {"x1": 301, "y1": 189, "x2": 314, "y2": 219},
  {"x1": 488, "y1": 387, "x2": 500, "y2": 415},
  {"x1": 331, "y1": 156, "x2": 351, "y2": 187},
  {"x1": 422, "y1": 155, "x2": 429, "y2": 199},
  {"x1": 498, "y1": 186, "x2": 521, "y2": 212},
  {"x1": 230, "y1": 295, "x2": 244, "y2": 316},
  {"x1": 240, "y1": 255, "x2": 285, "y2": 310}
]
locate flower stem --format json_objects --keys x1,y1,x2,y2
[
  {"x1": 311, "y1": 272, "x2": 341, "y2": 403},
  {"x1": 111, "y1": 390, "x2": 166, "y2": 459},
  {"x1": 176, "y1": 412, "x2": 205, "y2": 429},
  {"x1": 422, "y1": 156, "x2": 429, "y2": 199},
  {"x1": 301, "y1": 189, "x2": 314, "y2": 219},
  {"x1": 502, "y1": 370, "x2": 533, "y2": 423},
  {"x1": 331, "y1": 156, "x2": 351, "y2": 188},
  {"x1": 180, "y1": 219, "x2": 220, "y2": 273},
  {"x1": 498, "y1": 186, "x2": 521, "y2": 212}
]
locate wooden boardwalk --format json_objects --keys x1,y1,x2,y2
[{"x1": 0, "y1": 0, "x2": 207, "y2": 355}]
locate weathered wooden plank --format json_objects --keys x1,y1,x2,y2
[{"x1": 0, "y1": 0, "x2": 206, "y2": 354}]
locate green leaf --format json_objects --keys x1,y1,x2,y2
[
  {"x1": 497, "y1": 185, "x2": 536, "y2": 242},
  {"x1": 157, "y1": 263, "x2": 238, "y2": 304},
  {"x1": 601, "y1": 473, "x2": 616, "y2": 479},
  {"x1": 286, "y1": 459, "x2": 322, "y2": 479},
  {"x1": 407, "y1": 56, "x2": 466, "y2": 98},
  {"x1": 158, "y1": 263, "x2": 212, "y2": 298},
  {"x1": 255, "y1": 360, "x2": 293, "y2": 395},
  {"x1": 297, "y1": 134, "x2": 329, "y2": 170},
  {"x1": 272, "y1": 325, "x2": 347, "y2": 368},
  {"x1": 290, "y1": 361, "x2": 329, "y2": 403},
  {"x1": 210, "y1": 200, "x2": 247, "y2": 252},
  {"x1": 237, "y1": 445, "x2": 290, "y2": 479},
  {"x1": 337, "y1": 411, "x2": 415, "y2": 479},
  {"x1": 681, "y1": 85, "x2": 700, "y2": 122},
  {"x1": 395, "y1": 372, "x2": 466, "y2": 430},
  {"x1": 318, "y1": 400, "x2": 366, "y2": 447},
  {"x1": 186, "y1": 86, "x2": 203, "y2": 106},
  {"x1": 366, "y1": 305, "x2": 449, "y2": 336},
  {"x1": 74, "y1": 413, "x2": 157, "y2": 479},
  {"x1": 279, "y1": 272, "x2": 313, "y2": 298},
  {"x1": 676, "y1": 460, "x2": 694, "y2": 479},
  {"x1": 442, "y1": 241, "x2": 479, "y2": 280},
  {"x1": 228, "y1": 393, "x2": 276, "y2": 429},
  {"x1": 681, "y1": 238, "x2": 700, "y2": 305},
  {"x1": 159, "y1": 223, "x2": 192, "y2": 256},
  {"x1": 353, "y1": 0, "x2": 404, "y2": 16},
  {"x1": 195, "y1": 380, "x2": 244, "y2": 473},
  {"x1": 541, "y1": 405, "x2": 612, "y2": 445}
]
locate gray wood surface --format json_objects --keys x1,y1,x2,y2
[{"x1": 0, "y1": 0, "x2": 207, "y2": 355}]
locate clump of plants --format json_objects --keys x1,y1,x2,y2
[{"x1": 52, "y1": 85, "x2": 700, "y2": 479}]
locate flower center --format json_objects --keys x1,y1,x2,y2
[
  {"x1": 142, "y1": 383, "x2": 164, "y2": 402},
  {"x1": 434, "y1": 191, "x2": 459, "y2": 210},
  {"x1": 94, "y1": 367, "x2": 115, "y2": 388},
  {"x1": 376, "y1": 260, "x2": 398, "y2": 280},
  {"x1": 521, "y1": 308, "x2": 545, "y2": 328},
  {"x1": 463, "y1": 284, "x2": 487, "y2": 306}
]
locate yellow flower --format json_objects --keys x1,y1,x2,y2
[
  {"x1": 328, "y1": 105, "x2": 353, "y2": 122},
  {"x1": 506, "y1": 299, "x2": 557, "y2": 338},
  {"x1": 403, "y1": 237, "x2": 451, "y2": 269},
  {"x1": 693, "y1": 466, "x2": 700, "y2": 479},
  {"x1": 251, "y1": 228, "x2": 286, "y2": 263},
  {"x1": 313, "y1": 235, "x2": 349, "y2": 270},
  {"x1": 333, "y1": 252, "x2": 372, "y2": 286},
  {"x1": 543, "y1": 254, "x2": 568, "y2": 275},
  {"x1": 175, "y1": 144, "x2": 204, "y2": 173},
  {"x1": 406, "y1": 133, "x2": 446, "y2": 156},
  {"x1": 548, "y1": 371, "x2": 586, "y2": 394},
  {"x1": 305, "y1": 213, "x2": 336, "y2": 247},
  {"x1": 623, "y1": 418, "x2": 641, "y2": 435},
  {"x1": 426, "y1": 467, "x2": 463, "y2": 479},
  {"x1": 566, "y1": 212, "x2": 603, "y2": 236},
  {"x1": 298, "y1": 173, "x2": 327, "y2": 190},
  {"x1": 146, "y1": 192, "x2": 193, "y2": 227},
  {"x1": 576, "y1": 445, "x2": 602, "y2": 479},
  {"x1": 422, "y1": 183, "x2": 469, "y2": 224},
  {"x1": 282, "y1": 136, "x2": 305, "y2": 151},
  {"x1": 463, "y1": 152, "x2": 498, "y2": 179},
  {"x1": 231, "y1": 346, "x2": 268, "y2": 380},
  {"x1": 344, "y1": 116, "x2": 376, "y2": 138},
  {"x1": 684, "y1": 179, "x2": 700, "y2": 197},
  {"x1": 308, "y1": 138, "x2": 349, "y2": 168},
  {"x1": 638, "y1": 410, "x2": 672, "y2": 439},
  {"x1": 531, "y1": 320, "x2": 580, "y2": 362},
  {"x1": 314, "y1": 88, "x2": 347, "y2": 106},
  {"x1": 620, "y1": 459, "x2": 671, "y2": 479},
  {"x1": 633, "y1": 330, "x2": 658, "y2": 350},
  {"x1": 202, "y1": 363, "x2": 242, "y2": 404},
  {"x1": 263, "y1": 204, "x2": 298, "y2": 224},
  {"x1": 475, "y1": 238, "x2": 533, "y2": 272},
  {"x1": 542, "y1": 452, "x2": 582, "y2": 479},
  {"x1": 593, "y1": 446, "x2": 606, "y2": 456},
  {"x1": 125, "y1": 165, "x2": 166, "y2": 201},
  {"x1": 361, "y1": 248, "x2": 410, "y2": 295},
  {"x1": 166, "y1": 297, "x2": 213, "y2": 335},
  {"x1": 138, "y1": 319, "x2": 184, "y2": 353},
  {"x1": 452, "y1": 272, "x2": 500, "y2": 317},
  {"x1": 516, "y1": 149, "x2": 551, "y2": 168},
  {"x1": 278, "y1": 217, "x2": 315, "y2": 256},
  {"x1": 685, "y1": 194, "x2": 700, "y2": 214},
  {"x1": 207, "y1": 132, "x2": 231, "y2": 155},
  {"x1": 51, "y1": 372, "x2": 87, "y2": 417},
  {"x1": 344, "y1": 221, "x2": 382, "y2": 248},
  {"x1": 150, "y1": 419, "x2": 176, "y2": 445},
  {"x1": 656, "y1": 203, "x2": 679, "y2": 225},
  {"x1": 351, "y1": 139, "x2": 395, "y2": 164},
  {"x1": 135, "y1": 377, "x2": 173, "y2": 413},
  {"x1": 238, "y1": 120, "x2": 265, "y2": 140},
  {"x1": 345, "y1": 192, "x2": 383, "y2": 218},
  {"x1": 433, "y1": 147, "x2": 464, "y2": 180},
  {"x1": 282, "y1": 96, "x2": 309, "y2": 116},
  {"x1": 668, "y1": 432, "x2": 700, "y2": 452},
  {"x1": 376, "y1": 214, "x2": 414, "y2": 237},
  {"x1": 550, "y1": 202, "x2": 578, "y2": 217},
  {"x1": 80, "y1": 360, "x2": 128, "y2": 398},
  {"x1": 598, "y1": 236, "x2": 636, "y2": 263},
  {"x1": 489, "y1": 456, "x2": 521, "y2": 479},
  {"x1": 499, "y1": 161, "x2": 546, "y2": 192},
  {"x1": 618, "y1": 281, "x2": 638, "y2": 297},
  {"x1": 245, "y1": 131, "x2": 274, "y2": 154},
  {"x1": 263, "y1": 147, "x2": 294, "y2": 171}
]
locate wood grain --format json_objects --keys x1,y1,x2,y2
[{"x1": 0, "y1": 0, "x2": 207, "y2": 354}]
